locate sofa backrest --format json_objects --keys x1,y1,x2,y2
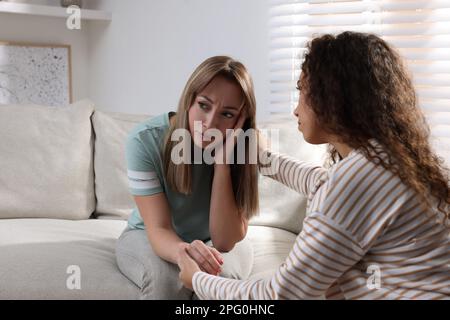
[
  {"x1": 0, "y1": 100, "x2": 96, "y2": 220},
  {"x1": 91, "y1": 110, "x2": 150, "y2": 220}
]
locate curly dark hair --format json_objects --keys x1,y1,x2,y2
[{"x1": 300, "y1": 31, "x2": 449, "y2": 224}]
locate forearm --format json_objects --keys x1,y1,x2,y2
[
  {"x1": 209, "y1": 164, "x2": 247, "y2": 252},
  {"x1": 259, "y1": 150, "x2": 327, "y2": 196},
  {"x1": 193, "y1": 213, "x2": 364, "y2": 300},
  {"x1": 146, "y1": 227, "x2": 186, "y2": 264}
]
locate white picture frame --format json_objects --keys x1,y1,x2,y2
[{"x1": 0, "y1": 41, "x2": 72, "y2": 106}]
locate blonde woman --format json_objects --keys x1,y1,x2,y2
[
  {"x1": 178, "y1": 32, "x2": 450, "y2": 300},
  {"x1": 116, "y1": 56, "x2": 259, "y2": 299}
]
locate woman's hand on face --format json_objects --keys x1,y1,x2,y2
[
  {"x1": 257, "y1": 129, "x2": 276, "y2": 172},
  {"x1": 234, "y1": 109, "x2": 247, "y2": 131},
  {"x1": 213, "y1": 110, "x2": 247, "y2": 165},
  {"x1": 257, "y1": 129, "x2": 270, "y2": 154},
  {"x1": 185, "y1": 240, "x2": 224, "y2": 276},
  {"x1": 177, "y1": 247, "x2": 201, "y2": 290}
]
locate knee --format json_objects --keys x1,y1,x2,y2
[
  {"x1": 116, "y1": 246, "x2": 149, "y2": 290},
  {"x1": 140, "y1": 263, "x2": 192, "y2": 300},
  {"x1": 115, "y1": 230, "x2": 192, "y2": 299}
]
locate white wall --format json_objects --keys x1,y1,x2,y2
[
  {"x1": 86, "y1": 0, "x2": 270, "y2": 120},
  {"x1": 0, "y1": 0, "x2": 270, "y2": 119},
  {"x1": 0, "y1": 1, "x2": 90, "y2": 102}
]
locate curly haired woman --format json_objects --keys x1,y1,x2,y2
[{"x1": 178, "y1": 31, "x2": 450, "y2": 300}]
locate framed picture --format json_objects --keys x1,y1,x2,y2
[{"x1": 0, "y1": 41, "x2": 72, "y2": 106}]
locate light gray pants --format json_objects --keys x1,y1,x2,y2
[{"x1": 115, "y1": 227, "x2": 253, "y2": 300}]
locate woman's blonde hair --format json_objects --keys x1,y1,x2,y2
[{"x1": 163, "y1": 56, "x2": 259, "y2": 219}]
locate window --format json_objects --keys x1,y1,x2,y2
[{"x1": 269, "y1": 0, "x2": 450, "y2": 164}]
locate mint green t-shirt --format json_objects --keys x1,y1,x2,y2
[{"x1": 125, "y1": 112, "x2": 214, "y2": 243}]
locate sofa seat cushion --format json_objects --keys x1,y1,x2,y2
[
  {"x1": 0, "y1": 219, "x2": 139, "y2": 299},
  {"x1": 246, "y1": 225, "x2": 296, "y2": 279}
]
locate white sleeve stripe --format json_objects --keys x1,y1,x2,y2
[
  {"x1": 127, "y1": 170, "x2": 158, "y2": 180},
  {"x1": 129, "y1": 179, "x2": 161, "y2": 190}
]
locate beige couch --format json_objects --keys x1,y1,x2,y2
[{"x1": 0, "y1": 99, "x2": 326, "y2": 299}]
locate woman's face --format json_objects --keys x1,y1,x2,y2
[
  {"x1": 293, "y1": 75, "x2": 329, "y2": 144},
  {"x1": 188, "y1": 75, "x2": 244, "y2": 148}
]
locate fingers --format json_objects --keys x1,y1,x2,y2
[
  {"x1": 190, "y1": 241, "x2": 221, "y2": 275},
  {"x1": 257, "y1": 129, "x2": 270, "y2": 152},
  {"x1": 179, "y1": 247, "x2": 195, "y2": 265},
  {"x1": 187, "y1": 240, "x2": 222, "y2": 275},
  {"x1": 176, "y1": 242, "x2": 189, "y2": 264},
  {"x1": 234, "y1": 110, "x2": 247, "y2": 131},
  {"x1": 208, "y1": 246, "x2": 224, "y2": 266},
  {"x1": 178, "y1": 249, "x2": 188, "y2": 270},
  {"x1": 225, "y1": 110, "x2": 247, "y2": 154},
  {"x1": 177, "y1": 248, "x2": 198, "y2": 290},
  {"x1": 178, "y1": 247, "x2": 201, "y2": 273},
  {"x1": 188, "y1": 246, "x2": 216, "y2": 274}
]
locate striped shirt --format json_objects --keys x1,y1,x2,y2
[{"x1": 193, "y1": 144, "x2": 450, "y2": 300}]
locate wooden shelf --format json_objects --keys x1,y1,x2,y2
[{"x1": 0, "y1": 2, "x2": 112, "y2": 21}]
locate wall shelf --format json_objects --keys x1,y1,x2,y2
[{"x1": 0, "y1": 2, "x2": 111, "y2": 21}]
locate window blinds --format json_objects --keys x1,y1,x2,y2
[{"x1": 269, "y1": 0, "x2": 450, "y2": 164}]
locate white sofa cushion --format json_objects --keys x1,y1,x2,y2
[
  {"x1": 246, "y1": 225, "x2": 296, "y2": 279},
  {"x1": 91, "y1": 110, "x2": 151, "y2": 220},
  {"x1": 0, "y1": 219, "x2": 140, "y2": 299},
  {"x1": 0, "y1": 100, "x2": 96, "y2": 220}
]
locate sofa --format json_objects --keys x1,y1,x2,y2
[{"x1": 0, "y1": 99, "x2": 326, "y2": 299}]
